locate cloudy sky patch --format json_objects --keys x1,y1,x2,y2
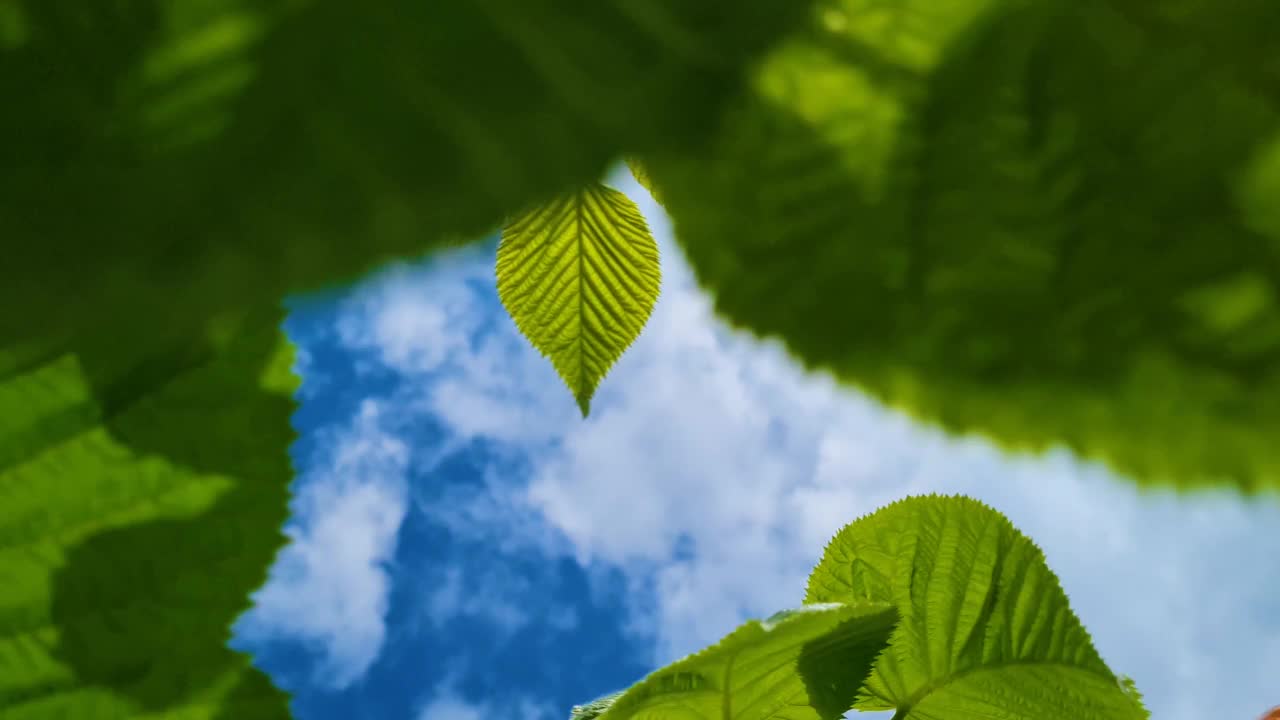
[{"x1": 235, "y1": 399, "x2": 411, "y2": 689}]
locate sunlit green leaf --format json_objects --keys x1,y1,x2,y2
[
  {"x1": 806, "y1": 495, "x2": 1148, "y2": 719},
  {"x1": 647, "y1": 0, "x2": 1280, "y2": 491},
  {"x1": 596, "y1": 602, "x2": 897, "y2": 720},
  {"x1": 497, "y1": 183, "x2": 661, "y2": 416}
]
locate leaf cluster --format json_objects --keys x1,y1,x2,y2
[
  {"x1": 573, "y1": 496, "x2": 1149, "y2": 720},
  {"x1": 2, "y1": 0, "x2": 1278, "y2": 717}
]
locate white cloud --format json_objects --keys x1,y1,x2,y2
[
  {"x1": 235, "y1": 399, "x2": 410, "y2": 689},
  {"x1": 336, "y1": 252, "x2": 493, "y2": 377},
  {"x1": 304, "y1": 168, "x2": 1280, "y2": 719},
  {"x1": 424, "y1": 564, "x2": 531, "y2": 636},
  {"x1": 417, "y1": 684, "x2": 554, "y2": 720},
  {"x1": 336, "y1": 246, "x2": 579, "y2": 445},
  {"x1": 416, "y1": 695, "x2": 483, "y2": 720}
]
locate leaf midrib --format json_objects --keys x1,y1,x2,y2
[{"x1": 576, "y1": 188, "x2": 586, "y2": 407}]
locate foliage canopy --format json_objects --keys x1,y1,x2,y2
[
  {"x1": 574, "y1": 496, "x2": 1146, "y2": 720},
  {"x1": 641, "y1": 0, "x2": 1280, "y2": 491},
  {"x1": 1, "y1": 0, "x2": 1276, "y2": 717},
  {"x1": 0, "y1": 0, "x2": 806, "y2": 716}
]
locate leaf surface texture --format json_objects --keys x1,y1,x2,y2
[
  {"x1": 647, "y1": 0, "x2": 1280, "y2": 491},
  {"x1": 805, "y1": 495, "x2": 1148, "y2": 719},
  {"x1": 498, "y1": 183, "x2": 661, "y2": 415},
  {"x1": 596, "y1": 602, "x2": 897, "y2": 720}
]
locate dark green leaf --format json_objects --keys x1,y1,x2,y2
[
  {"x1": 647, "y1": 0, "x2": 1280, "y2": 491},
  {"x1": 0, "y1": 0, "x2": 813, "y2": 345},
  {"x1": 0, "y1": 1, "x2": 812, "y2": 715}
]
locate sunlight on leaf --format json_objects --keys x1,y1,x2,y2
[
  {"x1": 595, "y1": 602, "x2": 897, "y2": 720},
  {"x1": 497, "y1": 183, "x2": 661, "y2": 416},
  {"x1": 806, "y1": 495, "x2": 1149, "y2": 719}
]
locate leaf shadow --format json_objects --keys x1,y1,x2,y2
[
  {"x1": 796, "y1": 609, "x2": 897, "y2": 719},
  {"x1": 44, "y1": 307, "x2": 294, "y2": 717}
]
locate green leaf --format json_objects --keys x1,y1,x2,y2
[
  {"x1": 570, "y1": 691, "x2": 625, "y2": 720},
  {"x1": 594, "y1": 602, "x2": 898, "y2": 720},
  {"x1": 0, "y1": 310, "x2": 295, "y2": 719},
  {"x1": 646, "y1": 0, "x2": 1280, "y2": 491},
  {"x1": 805, "y1": 495, "x2": 1148, "y2": 719},
  {"x1": 626, "y1": 157, "x2": 665, "y2": 206},
  {"x1": 497, "y1": 183, "x2": 662, "y2": 416}
]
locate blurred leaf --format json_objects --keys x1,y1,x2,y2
[
  {"x1": 0, "y1": 0, "x2": 811, "y2": 344},
  {"x1": 647, "y1": 0, "x2": 1280, "y2": 491},
  {"x1": 498, "y1": 183, "x2": 661, "y2": 416},
  {"x1": 0, "y1": 2, "x2": 26, "y2": 50},
  {"x1": 595, "y1": 602, "x2": 897, "y2": 720},
  {"x1": 806, "y1": 495, "x2": 1148, "y2": 719},
  {"x1": 0, "y1": 310, "x2": 295, "y2": 719},
  {"x1": 626, "y1": 157, "x2": 665, "y2": 206},
  {"x1": 0, "y1": 0, "x2": 812, "y2": 716}
]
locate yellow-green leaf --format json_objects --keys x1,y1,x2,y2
[
  {"x1": 806, "y1": 496, "x2": 1148, "y2": 719},
  {"x1": 497, "y1": 183, "x2": 661, "y2": 416},
  {"x1": 594, "y1": 602, "x2": 898, "y2": 720}
]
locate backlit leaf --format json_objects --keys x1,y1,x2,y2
[
  {"x1": 806, "y1": 495, "x2": 1148, "y2": 719},
  {"x1": 596, "y1": 602, "x2": 898, "y2": 720},
  {"x1": 497, "y1": 183, "x2": 661, "y2": 416}
]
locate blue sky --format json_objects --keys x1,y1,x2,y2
[{"x1": 231, "y1": 171, "x2": 1280, "y2": 720}]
